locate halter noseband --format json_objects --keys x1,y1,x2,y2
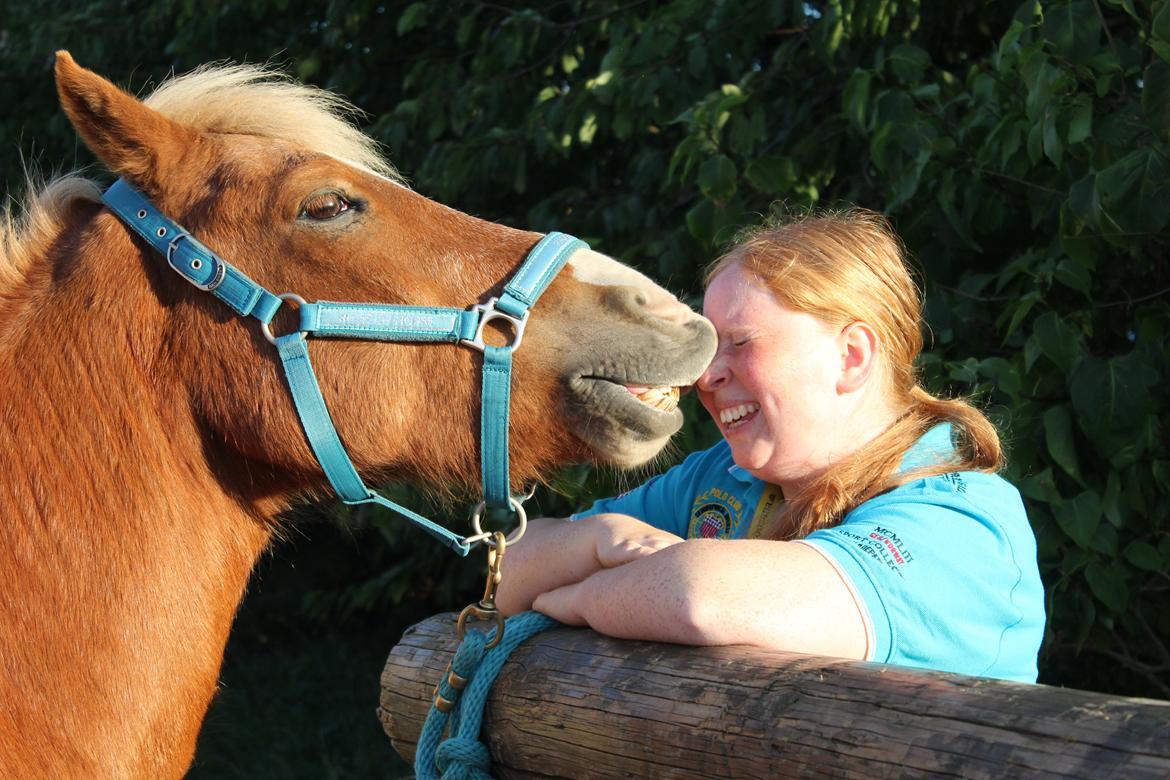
[{"x1": 101, "y1": 178, "x2": 584, "y2": 556}]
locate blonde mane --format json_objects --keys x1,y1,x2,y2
[
  {"x1": 2, "y1": 62, "x2": 399, "y2": 291},
  {"x1": 142, "y1": 62, "x2": 399, "y2": 181}
]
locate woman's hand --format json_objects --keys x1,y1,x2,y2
[
  {"x1": 495, "y1": 513, "x2": 681, "y2": 617},
  {"x1": 591, "y1": 513, "x2": 683, "y2": 568}
]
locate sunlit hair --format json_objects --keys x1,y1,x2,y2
[
  {"x1": 143, "y1": 62, "x2": 400, "y2": 181},
  {"x1": 705, "y1": 208, "x2": 1003, "y2": 540}
]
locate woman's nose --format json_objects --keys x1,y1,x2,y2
[{"x1": 696, "y1": 353, "x2": 727, "y2": 392}]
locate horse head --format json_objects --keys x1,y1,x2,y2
[{"x1": 53, "y1": 52, "x2": 716, "y2": 507}]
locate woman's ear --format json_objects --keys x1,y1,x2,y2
[
  {"x1": 55, "y1": 50, "x2": 197, "y2": 193},
  {"x1": 837, "y1": 321, "x2": 880, "y2": 394}
]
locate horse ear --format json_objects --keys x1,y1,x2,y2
[{"x1": 54, "y1": 51, "x2": 197, "y2": 190}]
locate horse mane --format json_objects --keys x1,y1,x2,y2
[
  {"x1": 1, "y1": 174, "x2": 101, "y2": 292},
  {"x1": 141, "y1": 62, "x2": 400, "y2": 181},
  {"x1": 1, "y1": 62, "x2": 400, "y2": 293}
]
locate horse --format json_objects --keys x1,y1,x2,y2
[{"x1": 0, "y1": 52, "x2": 716, "y2": 778}]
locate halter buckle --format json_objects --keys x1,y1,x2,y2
[
  {"x1": 461, "y1": 297, "x2": 529, "y2": 353},
  {"x1": 166, "y1": 233, "x2": 225, "y2": 292}
]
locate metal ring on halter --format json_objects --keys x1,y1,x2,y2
[
  {"x1": 461, "y1": 296, "x2": 529, "y2": 353},
  {"x1": 261, "y1": 293, "x2": 309, "y2": 346},
  {"x1": 467, "y1": 495, "x2": 528, "y2": 548}
]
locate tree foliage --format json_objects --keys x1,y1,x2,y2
[{"x1": 3, "y1": 0, "x2": 1168, "y2": 700}]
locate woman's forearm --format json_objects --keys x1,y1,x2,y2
[{"x1": 532, "y1": 539, "x2": 869, "y2": 659}]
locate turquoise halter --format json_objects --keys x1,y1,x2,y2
[{"x1": 101, "y1": 178, "x2": 585, "y2": 556}]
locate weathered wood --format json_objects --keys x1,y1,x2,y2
[{"x1": 379, "y1": 612, "x2": 1170, "y2": 779}]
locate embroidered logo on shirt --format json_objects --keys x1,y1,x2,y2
[
  {"x1": 688, "y1": 487, "x2": 745, "y2": 539},
  {"x1": 833, "y1": 525, "x2": 915, "y2": 577}
]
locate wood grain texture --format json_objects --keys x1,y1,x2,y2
[{"x1": 379, "y1": 613, "x2": 1170, "y2": 779}]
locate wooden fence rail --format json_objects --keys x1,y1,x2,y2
[{"x1": 379, "y1": 613, "x2": 1170, "y2": 779}]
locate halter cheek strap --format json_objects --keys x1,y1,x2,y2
[{"x1": 101, "y1": 178, "x2": 585, "y2": 555}]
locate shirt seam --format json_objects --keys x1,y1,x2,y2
[
  {"x1": 793, "y1": 539, "x2": 877, "y2": 662},
  {"x1": 801, "y1": 535, "x2": 894, "y2": 663}
]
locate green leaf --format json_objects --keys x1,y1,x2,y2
[
  {"x1": 1094, "y1": 149, "x2": 1170, "y2": 234},
  {"x1": 1069, "y1": 353, "x2": 1159, "y2": 449},
  {"x1": 715, "y1": 84, "x2": 751, "y2": 111},
  {"x1": 1056, "y1": 490, "x2": 1101, "y2": 548},
  {"x1": 1044, "y1": 404, "x2": 1081, "y2": 479},
  {"x1": 1027, "y1": 120, "x2": 1044, "y2": 165},
  {"x1": 888, "y1": 44, "x2": 930, "y2": 83},
  {"x1": 1123, "y1": 541, "x2": 1162, "y2": 572},
  {"x1": 1040, "y1": 0, "x2": 1101, "y2": 64},
  {"x1": 1002, "y1": 289, "x2": 1042, "y2": 342},
  {"x1": 687, "y1": 46, "x2": 707, "y2": 76},
  {"x1": 978, "y1": 357, "x2": 1021, "y2": 398},
  {"x1": 842, "y1": 69, "x2": 873, "y2": 131},
  {"x1": 578, "y1": 113, "x2": 598, "y2": 145},
  {"x1": 1032, "y1": 311, "x2": 1082, "y2": 374},
  {"x1": 1024, "y1": 60, "x2": 1068, "y2": 121},
  {"x1": 456, "y1": 11, "x2": 479, "y2": 48},
  {"x1": 997, "y1": 20, "x2": 1030, "y2": 66},
  {"x1": 1042, "y1": 108, "x2": 1063, "y2": 166},
  {"x1": 686, "y1": 199, "x2": 716, "y2": 244},
  {"x1": 1102, "y1": 470, "x2": 1123, "y2": 527},
  {"x1": 1155, "y1": 0, "x2": 1170, "y2": 43},
  {"x1": 745, "y1": 156, "x2": 796, "y2": 194},
  {"x1": 698, "y1": 154, "x2": 738, "y2": 201},
  {"x1": 1142, "y1": 60, "x2": 1170, "y2": 134},
  {"x1": 1068, "y1": 173, "x2": 1100, "y2": 228},
  {"x1": 1019, "y1": 468, "x2": 1060, "y2": 503},
  {"x1": 1053, "y1": 259, "x2": 1092, "y2": 297},
  {"x1": 396, "y1": 2, "x2": 428, "y2": 36},
  {"x1": 1067, "y1": 100, "x2": 1092, "y2": 144},
  {"x1": 1089, "y1": 523, "x2": 1118, "y2": 556},
  {"x1": 1085, "y1": 561, "x2": 1129, "y2": 612}
]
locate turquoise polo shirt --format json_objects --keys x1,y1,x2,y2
[{"x1": 574, "y1": 424, "x2": 1045, "y2": 682}]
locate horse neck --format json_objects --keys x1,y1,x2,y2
[{"x1": 0, "y1": 212, "x2": 274, "y2": 776}]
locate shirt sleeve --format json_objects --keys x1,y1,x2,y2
[
  {"x1": 570, "y1": 446, "x2": 720, "y2": 538},
  {"x1": 800, "y1": 475, "x2": 1040, "y2": 681}
]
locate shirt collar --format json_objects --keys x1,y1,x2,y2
[
  {"x1": 898, "y1": 422, "x2": 956, "y2": 472},
  {"x1": 727, "y1": 463, "x2": 757, "y2": 484}
]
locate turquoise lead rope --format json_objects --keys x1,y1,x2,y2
[{"x1": 415, "y1": 612, "x2": 559, "y2": 780}]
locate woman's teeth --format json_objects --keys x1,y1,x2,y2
[
  {"x1": 629, "y1": 385, "x2": 681, "y2": 413},
  {"x1": 720, "y1": 402, "x2": 760, "y2": 426}
]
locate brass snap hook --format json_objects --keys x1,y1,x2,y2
[{"x1": 456, "y1": 532, "x2": 507, "y2": 649}]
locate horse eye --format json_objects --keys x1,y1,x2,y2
[{"x1": 300, "y1": 191, "x2": 350, "y2": 220}]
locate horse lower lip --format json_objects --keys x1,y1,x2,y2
[{"x1": 571, "y1": 377, "x2": 684, "y2": 420}]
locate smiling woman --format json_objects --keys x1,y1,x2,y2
[{"x1": 497, "y1": 209, "x2": 1046, "y2": 684}]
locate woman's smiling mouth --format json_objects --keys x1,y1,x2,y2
[{"x1": 719, "y1": 402, "x2": 760, "y2": 429}]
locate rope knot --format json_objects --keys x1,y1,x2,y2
[
  {"x1": 415, "y1": 612, "x2": 560, "y2": 780},
  {"x1": 435, "y1": 736, "x2": 492, "y2": 778}
]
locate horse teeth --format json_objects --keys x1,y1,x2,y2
[{"x1": 633, "y1": 386, "x2": 679, "y2": 412}]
